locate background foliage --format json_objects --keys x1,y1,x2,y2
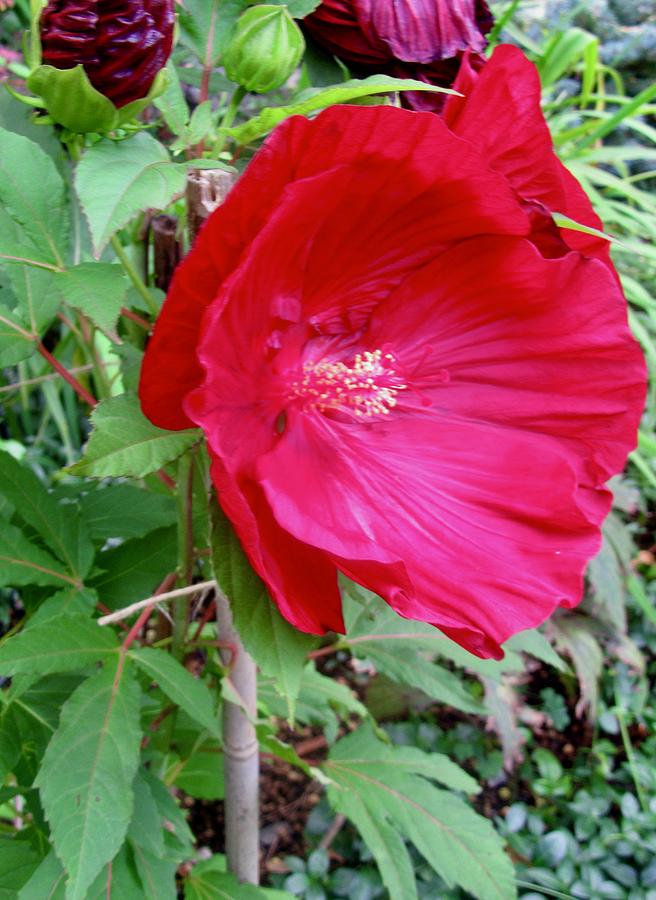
[{"x1": 0, "y1": 0, "x2": 654, "y2": 898}]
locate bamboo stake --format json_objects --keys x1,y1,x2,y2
[{"x1": 215, "y1": 588, "x2": 259, "y2": 884}]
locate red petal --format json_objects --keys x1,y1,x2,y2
[
  {"x1": 366, "y1": 236, "x2": 645, "y2": 483},
  {"x1": 444, "y1": 46, "x2": 611, "y2": 262},
  {"x1": 256, "y1": 409, "x2": 605, "y2": 658},
  {"x1": 139, "y1": 114, "x2": 313, "y2": 430},
  {"x1": 141, "y1": 105, "x2": 528, "y2": 429}
]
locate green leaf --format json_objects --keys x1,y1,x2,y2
[
  {"x1": 0, "y1": 126, "x2": 69, "y2": 268},
  {"x1": 154, "y1": 63, "x2": 190, "y2": 136},
  {"x1": 267, "y1": 0, "x2": 321, "y2": 16},
  {"x1": 504, "y1": 629, "x2": 569, "y2": 673},
  {"x1": 56, "y1": 263, "x2": 128, "y2": 337},
  {"x1": 0, "y1": 614, "x2": 117, "y2": 676},
  {"x1": 131, "y1": 647, "x2": 220, "y2": 737},
  {"x1": 90, "y1": 525, "x2": 177, "y2": 608},
  {"x1": 6, "y1": 264, "x2": 60, "y2": 337},
  {"x1": 17, "y1": 851, "x2": 66, "y2": 900},
  {"x1": 343, "y1": 589, "x2": 483, "y2": 714},
  {"x1": 130, "y1": 844, "x2": 178, "y2": 900},
  {"x1": 28, "y1": 588, "x2": 97, "y2": 629},
  {"x1": 69, "y1": 394, "x2": 199, "y2": 478},
  {"x1": 224, "y1": 75, "x2": 458, "y2": 144},
  {"x1": 169, "y1": 743, "x2": 224, "y2": 800},
  {"x1": 127, "y1": 773, "x2": 166, "y2": 859},
  {"x1": 0, "y1": 837, "x2": 40, "y2": 898},
  {"x1": 260, "y1": 664, "x2": 367, "y2": 744},
  {"x1": 210, "y1": 499, "x2": 317, "y2": 718},
  {"x1": 141, "y1": 769, "x2": 194, "y2": 853},
  {"x1": 178, "y1": 0, "x2": 248, "y2": 62},
  {"x1": 184, "y1": 863, "x2": 293, "y2": 900},
  {"x1": 324, "y1": 724, "x2": 516, "y2": 900},
  {"x1": 0, "y1": 520, "x2": 78, "y2": 589},
  {"x1": 76, "y1": 133, "x2": 189, "y2": 254},
  {"x1": 35, "y1": 657, "x2": 142, "y2": 900},
  {"x1": 0, "y1": 299, "x2": 34, "y2": 366},
  {"x1": 80, "y1": 484, "x2": 177, "y2": 542},
  {"x1": 0, "y1": 450, "x2": 94, "y2": 579}
]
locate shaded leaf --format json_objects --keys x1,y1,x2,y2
[
  {"x1": 80, "y1": 483, "x2": 177, "y2": 543},
  {"x1": 131, "y1": 647, "x2": 220, "y2": 737},
  {"x1": 184, "y1": 862, "x2": 293, "y2": 899},
  {"x1": 90, "y1": 525, "x2": 177, "y2": 608},
  {"x1": 0, "y1": 450, "x2": 94, "y2": 579},
  {"x1": 0, "y1": 837, "x2": 40, "y2": 898},
  {"x1": 0, "y1": 520, "x2": 78, "y2": 589},
  {"x1": 344, "y1": 589, "x2": 483, "y2": 714}
]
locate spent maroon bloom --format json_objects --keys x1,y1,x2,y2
[
  {"x1": 39, "y1": 0, "x2": 174, "y2": 108},
  {"x1": 303, "y1": 0, "x2": 493, "y2": 108},
  {"x1": 140, "y1": 47, "x2": 645, "y2": 659}
]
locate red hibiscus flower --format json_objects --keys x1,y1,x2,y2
[
  {"x1": 303, "y1": 0, "x2": 494, "y2": 109},
  {"x1": 40, "y1": 0, "x2": 175, "y2": 108},
  {"x1": 139, "y1": 48, "x2": 645, "y2": 658}
]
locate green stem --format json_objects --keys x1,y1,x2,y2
[
  {"x1": 213, "y1": 86, "x2": 247, "y2": 158},
  {"x1": 110, "y1": 235, "x2": 159, "y2": 317},
  {"x1": 172, "y1": 452, "x2": 195, "y2": 661}
]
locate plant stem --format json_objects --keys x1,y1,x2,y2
[
  {"x1": 110, "y1": 235, "x2": 159, "y2": 317},
  {"x1": 35, "y1": 341, "x2": 97, "y2": 407},
  {"x1": 216, "y1": 588, "x2": 259, "y2": 884},
  {"x1": 213, "y1": 86, "x2": 247, "y2": 158}
]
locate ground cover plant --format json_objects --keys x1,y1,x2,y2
[{"x1": 0, "y1": 0, "x2": 655, "y2": 897}]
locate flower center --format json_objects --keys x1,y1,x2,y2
[{"x1": 289, "y1": 348, "x2": 407, "y2": 419}]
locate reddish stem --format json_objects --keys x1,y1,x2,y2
[
  {"x1": 307, "y1": 643, "x2": 340, "y2": 661},
  {"x1": 191, "y1": 597, "x2": 216, "y2": 643},
  {"x1": 120, "y1": 572, "x2": 177, "y2": 651},
  {"x1": 36, "y1": 341, "x2": 97, "y2": 407},
  {"x1": 121, "y1": 306, "x2": 152, "y2": 331}
]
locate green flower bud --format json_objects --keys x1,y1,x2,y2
[{"x1": 224, "y1": 5, "x2": 305, "y2": 94}]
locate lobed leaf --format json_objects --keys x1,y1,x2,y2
[
  {"x1": 69, "y1": 394, "x2": 199, "y2": 479},
  {"x1": 0, "y1": 615, "x2": 117, "y2": 677},
  {"x1": 76, "y1": 133, "x2": 189, "y2": 254},
  {"x1": 0, "y1": 127, "x2": 69, "y2": 269},
  {"x1": 324, "y1": 724, "x2": 516, "y2": 900},
  {"x1": 35, "y1": 657, "x2": 142, "y2": 900},
  {"x1": 56, "y1": 263, "x2": 128, "y2": 337}
]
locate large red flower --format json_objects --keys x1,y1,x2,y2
[{"x1": 140, "y1": 48, "x2": 645, "y2": 658}]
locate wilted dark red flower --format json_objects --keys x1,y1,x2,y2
[
  {"x1": 303, "y1": 0, "x2": 493, "y2": 108},
  {"x1": 140, "y1": 47, "x2": 645, "y2": 658},
  {"x1": 40, "y1": 0, "x2": 174, "y2": 107},
  {"x1": 304, "y1": 0, "x2": 492, "y2": 65}
]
